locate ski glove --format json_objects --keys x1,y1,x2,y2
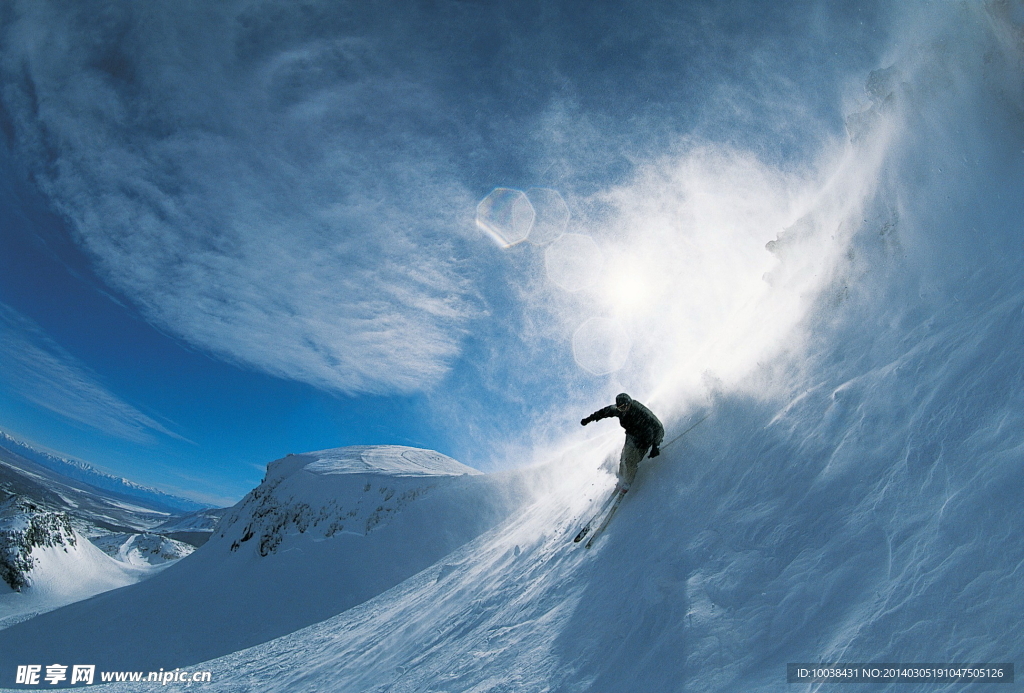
[
  {"x1": 649, "y1": 445, "x2": 660, "y2": 458},
  {"x1": 581, "y1": 417, "x2": 591, "y2": 426}
]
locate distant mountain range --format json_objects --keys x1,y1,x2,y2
[{"x1": 0, "y1": 429, "x2": 208, "y2": 515}]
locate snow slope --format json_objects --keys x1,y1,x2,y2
[
  {"x1": 0, "y1": 516, "x2": 154, "y2": 630},
  {"x1": 0, "y1": 446, "x2": 531, "y2": 679},
  {"x1": 88, "y1": 284, "x2": 1024, "y2": 690}
]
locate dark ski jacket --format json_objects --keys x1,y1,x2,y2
[{"x1": 585, "y1": 400, "x2": 665, "y2": 449}]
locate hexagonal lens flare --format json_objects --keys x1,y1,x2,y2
[
  {"x1": 476, "y1": 188, "x2": 535, "y2": 247},
  {"x1": 525, "y1": 188, "x2": 569, "y2": 246}
]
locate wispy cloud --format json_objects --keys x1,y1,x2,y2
[
  {"x1": 0, "y1": 2, "x2": 482, "y2": 395},
  {"x1": 0, "y1": 302, "x2": 185, "y2": 443}
]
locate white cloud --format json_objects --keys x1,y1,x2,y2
[
  {"x1": 0, "y1": 302, "x2": 184, "y2": 444},
  {"x1": 0, "y1": 2, "x2": 481, "y2": 395}
]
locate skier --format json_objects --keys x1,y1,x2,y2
[{"x1": 581, "y1": 393, "x2": 664, "y2": 491}]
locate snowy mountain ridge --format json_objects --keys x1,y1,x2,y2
[
  {"x1": 218, "y1": 446, "x2": 484, "y2": 557},
  {"x1": 296, "y1": 445, "x2": 482, "y2": 477},
  {"x1": 0, "y1": 434, "x2": 218, "y2": 542}
]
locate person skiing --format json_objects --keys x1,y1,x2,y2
[{"x1": 581, "y1": 393, "x2": 664, "y2": 490}]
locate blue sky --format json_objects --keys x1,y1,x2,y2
[{"x1": 0, "y1": 1, "x2": 894, "y2": 505}]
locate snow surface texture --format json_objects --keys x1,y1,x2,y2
[
  {"x1": 0, "y1": 446, "x2": 530, "y2": 677},
  {"x1": 296, "y1": 445, "x2": 481, "y2": 478},
  {"x1": 51, "y1": 6, "x2": 1024, "y2": 692}
]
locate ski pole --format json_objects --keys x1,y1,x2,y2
[{"x1": 661, "y1": 412, "x2": 710, "y2": 451}]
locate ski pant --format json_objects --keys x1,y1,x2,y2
[{"x1": 617, "y1": 435, "x2": 650, "y2": 488}]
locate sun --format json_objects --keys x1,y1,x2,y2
[{"x1": 601, "y1": 258, "x2": 657, "y2": 315}]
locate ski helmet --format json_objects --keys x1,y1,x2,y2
[{"x1": 615, "y1": 393, "x2": 632, "y2": 407}]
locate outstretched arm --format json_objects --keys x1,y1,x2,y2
[{"x1": 581, "y1": 405, "x2": 619, "y2": 426}]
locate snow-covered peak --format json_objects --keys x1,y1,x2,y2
[
  {"x1": 219, "y1": 446, "x2": 482, "y2": 559},
  {"x1": 279, "y1": 445, "x2": 480, "y2": 479}
]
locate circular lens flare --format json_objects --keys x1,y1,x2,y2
[
  {"x1": 572, "y1": 317, "x2": 631, "y2": 375},
  {"x1": 545, "y1": 233, "x2": 603, "y2": 292}
]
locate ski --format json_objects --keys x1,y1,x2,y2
[
  {"x1": 584, "y1": 487, "x2": 628, "y2": 549},
  {"x1": 573, "y1": 487, "x2": 622, "y2": 543}
]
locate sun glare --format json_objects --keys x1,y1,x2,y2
[{"x1": 602, "y1": 260, "x2": 656, "y2": 315}]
